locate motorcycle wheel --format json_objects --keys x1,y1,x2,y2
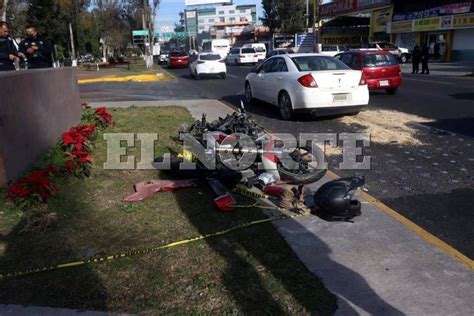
[{"x1": 277, "y1": 145, "x2": 327, "y2": 184}]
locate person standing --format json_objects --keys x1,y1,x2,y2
[
  {"x1": 411, "y1": 44, "x2": 421, "y2": 74},
  {"x1": 421, "y1": 43, "x2": 430, "y2": 75},
  {"x1": 18, "y1": 25, "x2": 53, "y2": 69},
  {"x1": 0, "y1": 21, "x2": 19, "y2": 71},
  {"x1": 439, "y1": 42, "x2": 447, "y2": 63}
]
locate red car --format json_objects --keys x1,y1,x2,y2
[
  {"x1": 168, "y1": 51, "x2": 189, "y2": 68},
  {"x1": 335, "y1": 51, "x2": 401, "y2": 95}
]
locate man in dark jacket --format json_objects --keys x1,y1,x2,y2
[
  {"x1": 19, "y1": 25, "x2": 53, "y2": 69},
  {"x1": 0, "y1": 21, "x2": 18, "y2": 71},
  {"x1": 411, "y1": 44, "x2": 421, "y2": 74}
]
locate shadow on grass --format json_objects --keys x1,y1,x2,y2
[{"x1": 0, "y1": 183, "x2": 108, "y2": 310}]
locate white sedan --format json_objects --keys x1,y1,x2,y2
[
  {"x1": 189, "y1": 52, "x2": 227, "y2": 79},
  {"x1": 244, "y1": 54, "x2": 369, "y2": 120}
]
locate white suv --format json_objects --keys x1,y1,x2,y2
[{"x1": 226, "y1": 47, "x2": 258, "y2": 65}]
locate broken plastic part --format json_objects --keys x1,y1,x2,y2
[{"x1": 214, "y1": 193, "x2": 235, "y2": 212}]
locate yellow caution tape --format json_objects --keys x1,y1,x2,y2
[
  {"x1": 0, "y1": 212, "x2": 306, "y2": 280},
  {"x1": 233, "y1": 185, "x2": 271, "y2": 200}
]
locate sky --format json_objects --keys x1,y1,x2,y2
[{"x1": 155, "y1": 0, "x2": 262, "y2": 31}]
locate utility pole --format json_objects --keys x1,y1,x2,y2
[
  {"x1": 69, "y1": 22, "x2": 77, "y2": 66},
  {"x1": 1, "y1": 0, "x2": 8, "y2": 21},
  {"x1": 313, "y1": 0, "x2": 320, "y2": 53},
  {"x1": 306, "y1": 0, "x2": 309, "y2": 30}
]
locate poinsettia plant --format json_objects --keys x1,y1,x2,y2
[
  {"x1": 7, "y1": 165, "x2": 58, "y2": 207},
  {"x1": 6, "y1": 104, "x2": 112, "y2": 207}
]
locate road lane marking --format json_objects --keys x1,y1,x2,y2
[
  {"x1": 227, "y1": 74, "x2": 239, "y2": 78},
  {"x1": 217, "y1": 98, "x2": 474, "y2": 270},
  {"x1": 403, "y1": 77, "x2": 453, "y2": 85}
]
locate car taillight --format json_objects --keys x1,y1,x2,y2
[
  {"x1": 254, "y1": 55, "x2": 258, "y2": 57},
  {"x1": 298, "y1": 74, "x2": 317, "y2": 88},
  {"x1": 197, "y1": 60, "x2": 205, "y2": 64},
  {"x1": 240, "y1": 55, "x2": 245, "y2": 58},
  {"x1": 219, "y1": 60, "x2": 226, "y2": 63},
  {"x1": 214, "y1": 193, "x2": 235, "y2": 212},
  {"x1": 359, "y1": 73, "x2": 367, "y2": 85}
]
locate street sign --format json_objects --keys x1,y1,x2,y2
[
  {"x1": 155, "y1": 32, "x2": 188, "y2": 41},
  {"x1": 132, "y1": 30, "x2": 149, "y2": 36},
  {"x1": 296, "y1": 33, "x2": 316, "y2": 48}
]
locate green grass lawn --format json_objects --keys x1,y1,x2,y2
[{"x1": 0, "y1": 107, "x2": 336, "y2": 314}]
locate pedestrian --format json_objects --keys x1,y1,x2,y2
[
  {"x1": 0, "y1": 21, "x2": 19, "y2": 71},
  {"x1": 439, "y1": 42, "x2": 447, "y2": 63},
  {"x1": 434, "y1": 42, "x2": 440, "y2": 62},
  {"x1": 18, "y1": 24, "x2": 53, "y2": 69},
  {"x1": 421, "y1": 43, "x2": 430, "y2": 75},
  {"x1": 411, "y1": 44, "x2": 421, "y2": 74}
]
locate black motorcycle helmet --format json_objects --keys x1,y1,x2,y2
[{"x1": 313, "y1": 176, "x2": 365, "y2": 221}]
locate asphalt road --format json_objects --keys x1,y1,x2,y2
[{"x1": 80, "y1": 63, "x2": 474, "y2": 258}]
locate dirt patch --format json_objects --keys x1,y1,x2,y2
[{"x1": 339, "y1": 109, "x2": 432, "y2": 145}]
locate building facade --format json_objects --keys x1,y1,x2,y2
[
  {"x1": 389, "y1": 0, "x2": 474, "y2": 62},
  {"x1": 183, "y1": 1, "x2": 257, "y2": 45}
]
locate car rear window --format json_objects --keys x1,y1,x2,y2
[
  {"x1": 200, "y1": 54, "x2": 221, "y2": 60},
  {"x1": 291, "y1": 56, "x2": 350, "y2": 71},
  {"x1": 363, "y1": 53, "x2": 398, "y2": 67},
  {"x1": 170, "y1": 51, "x2": 187, "y2": 57},
  {"x1": 242, "y1": 48, "x2": 256, "y2": 54},
  {"x1": 254, "y1": 47, "x2": 265, "y2": 52}
]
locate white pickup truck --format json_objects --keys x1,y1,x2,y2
[
  {"x1": 368, "y1": 42, "x2": 411, "y2": 63},
  {"x1": 319, "y1": 45, "x2": 348, "y2": 57}
]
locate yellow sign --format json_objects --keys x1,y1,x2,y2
[
  {"x1": 453, "y1": 13, "x2": 474, "y2": 28},
  {"x1": 414, "y1": 17, "x2": 441, "y2": 31},
  {"x1": 391, "y1": 20, "x2": 413, "y2": 33},
  {"x1": 372, "y1": 7, "x2": 393, "y2": 33}
]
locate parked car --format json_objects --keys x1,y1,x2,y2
[
  {"x1": 244, "y1": 54, "x2": 369, "y2": 120},
  {"x1": 335, "y1": 50, "x2": 401, "y2": 95},
  {"x1": 168, "y1": 51, "x2": 189, "y2": 68},
  {"x1": 242, "y1": 43, "x2": 267, "y2": 61},
  {"x1": 189, "y1": 52, "x2": 227, "y2": 79},
  {"x1": 226, "y1": 47, "x2": 258, "y2": 65},
  {"x1": 368, "y1": 42, "x2": 411, "y2": 63}
]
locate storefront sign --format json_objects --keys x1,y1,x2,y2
[
  {"x1": 440, "y1": 2, "x2": 471, "y2": 15},
  {"x1": 414, "y1": 17, "x2": 441, "y2": 31},
  {"x1": 393, "y1": 1, "x2": 471, "y2": 21},
  {"x1": 440, "y1": 16, "x2": 454, "y2": 29},
  {"x1": 273, "y1": 34, "x2": 295, "y2": 49},
  {"x1": 390, "y1": 20, "x2": 414, "y2": 33},
  {"x1": 372, "y1": 7, "x2": 392, "y2": 33},
  {"x1": 453, "y1": 13, "x2": 474, "y2": 28},
  {"x1": 320, "y1": 0, "x2": 357, "y2": 17}
]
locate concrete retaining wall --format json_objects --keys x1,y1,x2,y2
[{"x1": 0, "y1": 67, "x2": 81, "y2": 187}]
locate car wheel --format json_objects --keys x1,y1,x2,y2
[
  {"x1": 195, "y1": 70, "x2": 201, "y2": 80},
  {"x1": 245, "y1": 82, "x2": 254, "y2": 104},
  {"x1": 279, "y1": 91, "x2": 294, "y2": 120},
  {"x1": 234, "y1": 59, "x2": 239, "y2": 66},
  {"x1": 400, "y1": 54, "x2": 407, "y2": 63},
  {"x1": 220, "y1": 73, "x2": 226, "y2": 79},
  {"x1": 386, "y1": 88, "x2": 398, "y2": 95}
]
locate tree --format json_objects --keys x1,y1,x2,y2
[{"x1": 261, "y1": 0, "x2": 306, "y2": 34}]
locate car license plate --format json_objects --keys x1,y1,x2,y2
[
  {"x1": 209, "y1": 67, "x2": 215, "y2": 71},
  {"x1": 333, "y1": 94, "x2": 348, "y2": 102},
  {"x1": 380, "y1": 80, "x2": 389, "y2": 86}
]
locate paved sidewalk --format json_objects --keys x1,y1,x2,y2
[{"x1": 401, "y1": 62, "x2": 474, "y2": 76}]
